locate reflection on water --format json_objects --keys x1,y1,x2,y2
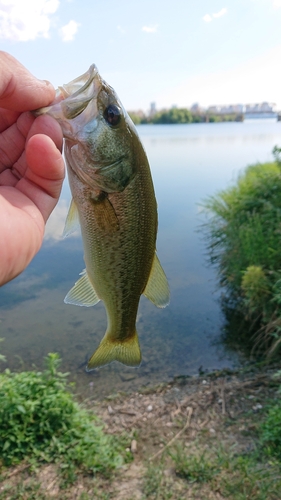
[{"x1": 1, "y1": 121, "x2": 280, "y2": 398}]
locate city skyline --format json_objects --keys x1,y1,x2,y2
[{"x1": 132, "y1": 101, "x2": 278, "y2": 116}]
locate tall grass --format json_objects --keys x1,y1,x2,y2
[{"x1": 202, "y1": 148, "x2": 281, "y2": 355}]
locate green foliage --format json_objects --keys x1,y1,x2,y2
[
  {"x1": 128, "y1": 111, "x2": 143, "y2": 125},
  {"x1": 152, "y1": 108, "x2": 192, "y2": 124},
  {"x1": 169, "y1": 446, "x2": 218, "y2": 483},
  {"x1": 272, "y1": 144, "x2": 281, "y2": 165},
  {"x1": 260, "y1": 401, "x2": 281, "y2": 459},
  {"x1": 128, "y1": 107, "x2": 243, "y2": 125},
  {"x1": 241, "y1": 266, "x2": 270, "y2": 313},
  {"x1": 167, "y1": 443, "x2": 281, "y2": 500},
  {"x1": 143, "y1": 459, "x2": 174, "y2": 499},
  {"x1": 202, "y1": 155, "x2": 281, "y2": 354},
  {"x1": 0, "y1": 338, "x2": 6, "y2": 364},
  {"x1": 0, "y1": 353, "x2": 124, "y2": 481}
]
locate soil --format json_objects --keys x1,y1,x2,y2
[{"x1": 0, "y1": 364, "x2": 280, "y2": 499}]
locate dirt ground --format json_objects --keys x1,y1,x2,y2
[{"x1": 1, "y1": 364, "x2": 280, "y2": 499}]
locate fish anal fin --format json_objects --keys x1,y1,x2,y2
[
  {"x1": 64, "y1": 269, "x2": 100, "y2": 307},
  {"x1": 86, "y1": 330, "x2": 141, "y2": 370},
  {"x1": 143, "y1": 253, "x2": 170, "y2": 308},
  {"x1": 63, "y1": 198, "x2": 80, "y2": 238}
]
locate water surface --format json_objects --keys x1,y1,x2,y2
[{"x1": 1, "y1": 120, "x2": 280, "y2": 398}]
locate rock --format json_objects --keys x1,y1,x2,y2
[
  {"x1": 146, "y1": 405, "x2": 153, "y2": 412},
  {"x1": 131, "y1": 439, "x2": 137, "y2": 453},
  {"x1": 107, "y1": 405, "x2": 114, "y2": 415},
  {"x1": 252, "y1": 403, "x2": 263, "y2": 411}
]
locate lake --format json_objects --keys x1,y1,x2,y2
[{"x1": 1, "y1": 120, "x2": 280, "y2": 398}]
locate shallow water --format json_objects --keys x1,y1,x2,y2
[{"x1": 1, "y1": 120, "x2": 280, "y2": 398}]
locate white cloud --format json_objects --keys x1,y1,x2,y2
[
  {"x1": 203, "y1": 14, "x2": 212, "y2": 22},
  {"x1": 203, "y1": 7, "x2": 227, "y2": 22},
  {"x1": 0, "y1": 0, "x2": 59, "y2": 41},
  {"x1": 59, "y1": 19, "x2": 80, "y2": 41},
  {"x1": 273, "y1": 0, "x2": 281, "y2": 7},
  {"x1": 142, "y1": 24, "x2": 158, "y2": 33},
  {"x1": 213, "y1": 7, "x2": 227, "y2": 18}
]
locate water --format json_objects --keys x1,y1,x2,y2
[{"x1": 1, "y1": 120, "x2": 280, "y2": 398}]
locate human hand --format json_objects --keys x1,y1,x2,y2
[{"x1": 0, "y1": 52, "x2": 65, "y2": 286}]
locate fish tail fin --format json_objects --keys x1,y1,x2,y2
[{"x1": 86, "y1": 330, "x2": 141, "y2": 370}]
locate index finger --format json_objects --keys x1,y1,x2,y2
[{"x1": 0, "y1": 51, "x2": 55, "y2": 112}]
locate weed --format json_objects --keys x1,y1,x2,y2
[
  {"x1": 0, "y1": 353, "x2": 125, "y2": 483},
  {"x1": 260, "y1": 400, "x2": 281, "y2": 459},
  {"x1": 169, "y1": 445, "x2": 218, "y2": 483},
  {"x1": 143, "y1": 459, "x2": 173, "y2": 499}
]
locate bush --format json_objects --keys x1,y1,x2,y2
[
  {"x1": 0, "y1": 353, "x2": 124, "y2": 479},
  {"x1": 260, "y1": 402, "x2": 281, "y2": 459},
  {"x1": 202, "y1": 149, "x2": 281, "y2": 354}
]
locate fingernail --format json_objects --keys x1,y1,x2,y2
[{"x1": 40, "y1": 79, "x2": 53, "y2": 88}]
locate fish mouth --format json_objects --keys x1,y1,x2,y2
[
  {"x1": 58, "y1": 64, "x2": 99, "y2": 101},
  {"x1": 33, "y1": 64, "x2": 102, "y2": 121}
]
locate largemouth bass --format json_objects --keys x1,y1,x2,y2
[{"x1": 36, "y1": 65, "x2": 169, "y2": 370}]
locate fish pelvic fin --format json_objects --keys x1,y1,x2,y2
[
  {"x1": 143, "y1": 253, "x2": 170, "y2": 308},
  {"x1": 86, "y1": 330, "x2": 141, "y2": 370},
  {"x1": 64, "y1": 269, "x2": 100, "y2": 307}
]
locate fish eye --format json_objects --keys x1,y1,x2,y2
[{"x1": 103, "y1": 104, "x2": 121, "y2": 126}]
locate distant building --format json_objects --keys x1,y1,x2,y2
[
  {"x1": 190, "y1": 102, "x2": 202, "y2": 113},
  {"x1": 245, "y1": 102, "x2": 277, "y2": 113},
  {"x1": 207, "y1": 103, "x2": 245, "y2": 114},
  {"x1": 149, "y1": 102, "x2": 157, "y2": 117}
]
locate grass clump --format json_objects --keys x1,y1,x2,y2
[
  {"x1": 0, "y1": 353, "x2": 124, "y2": 482},
  {"x1": 169, "y1": 446, "x2": 218, "y2": 483},
  {"x1": 259, "y1": 373, "x2": 281, "y2": 460},
  {"x1": 166, "y1": 444, "x2": 281, "y2": 500},
  {"x1": 202, "y1": 147, "x2": 281, "y2": 355}
]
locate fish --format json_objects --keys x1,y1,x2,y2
[{"x1": 36, "y1": 64, "x2": 169, "y2": 370}]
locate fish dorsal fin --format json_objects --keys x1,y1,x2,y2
[
  {"x1": 143, "y1": 253, "x2": 170, "y2": 308},
  {"x1": 64, "y1": 269, "x2": 100, "y2": 307},
  {"x1": 63, "y1": 199, "x2": 80, "y2": 238}
]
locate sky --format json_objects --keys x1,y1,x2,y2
[{"x1": 0, "y1": 0, "x2": 281, "y2": 113}]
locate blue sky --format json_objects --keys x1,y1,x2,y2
[{"x1": 1, "y1": 0, "x2": 281, "y2": 112}]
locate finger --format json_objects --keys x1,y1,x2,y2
[
  {"x1": 0, "y1": 111, "x2": 34, "y2": 172},
  {"x1": 0, "y1": 51, "x2": 55, "y2": 111},
  {"x1": 27, "y1": 114, "x2": 63, "y2": 152},
  {"x1": 20, "y1": 132, "x2": 65, "y2": 221},
  {"x1": 0, "y1": 108, "x2": 21, "y2": 133},
  {"x1": 1, "y1": 113, "x2": 63, "y2": 179}
]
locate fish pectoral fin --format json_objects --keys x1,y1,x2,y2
[
  {"x1": 143, "y1": 253, "x2": 170, "y2": 308},
  {"x1": 64, "y1": 269, "x2": 100, "y2": 307},
  {"x1": 86, "y1": 330, "x2": 141, "y2": 370},
  {"x1": 91, "y1": 194, "x2": 119, "y2": 232},
  {"x1": 63, "y1": 198, "x2": 80, "y2": 238}
]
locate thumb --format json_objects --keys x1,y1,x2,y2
[{"x1": 0, "y1": 51, "x2": 55, "y2": 111}]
